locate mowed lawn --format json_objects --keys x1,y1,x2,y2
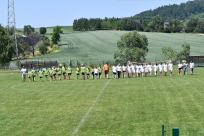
[{"x1": 0, "y1": 67, "x2": 204, "y2": 136}]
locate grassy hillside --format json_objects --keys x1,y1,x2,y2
[{"x1": 25, "y1": 30, "x2": 204, "y2": 65}]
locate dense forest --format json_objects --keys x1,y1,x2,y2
[
  {"x1": 134, "y1": 0, "x2": 204, "y2": 20},
  {"x1": 73, "y1": 0, "x2": 204, "y2": 33}
]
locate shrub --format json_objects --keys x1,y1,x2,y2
[
  {"x1": 39, "y1": 45, "x2": 48, "y2": 54},
  {"x1": 40, "y1": 27, "x2": 47, "y2": 34}
]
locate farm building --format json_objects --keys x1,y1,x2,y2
[{"x1": 186, "y1": 56, "x2": 204, "y2": 66}]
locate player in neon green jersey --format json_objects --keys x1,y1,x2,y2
[
  {"x1": 86, "y1": 66, "x2": 90, "y2": 79},
  {"x1": 81, "y1": 64, "x2": 86, "y2": 80},
  {"x1": 76, "y1": 66, "x2": 80, "y2": 80},
  {"x1": 27, "y1": 70, "x2": 32, "y2": 82},
  {"x1": 62, "y1": 65, "x2": 66, "y2": 80},
  {"x1": 57, "y1": 65, "x2": 62, "y2": 80},
  {"x1": 67, "y1": 65, "x2": 72, "y2": 80},
  {"x1": 38, "y1": 69, "x2": 44, "y2": 82},
  {"x1": 31, "y1": 67, "x2": 36, "y2": 81},
  {"x1": 98, "y1": 65, "x2": 102, "y2": 79},
  {"x1": 44, "y1": 67, "x2": 49, "y2": 81}
]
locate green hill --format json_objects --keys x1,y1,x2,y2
[
  {"x1": 134, "y1": 0, "x2": 204, "y2": 20},
  {"x1": 24, "y1": 30, "x2": 204, "y2": 65}
]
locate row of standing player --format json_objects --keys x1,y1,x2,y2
[
  {"x1": 20, "y1": 61, "x2": 195, "y2": 82},
  {"x1": 111, "y1": 61, "x2": 195, "y2": 79},
  {"x1": 21, "y1": 65, "x2": 104, "y2": 82},
  {"x1": 112, "y1": 62, "x2": 174, "y2": 78}
]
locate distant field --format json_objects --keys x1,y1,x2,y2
[
  {"x1": 35, "y1": 26, "x2": 73, "y2": 34},
  {"x1": 26, "y1": 30, "x2": 204, "y2": 65},
  {"x1": 1, "y1": 68, "x2": 204, "y2": 135}
]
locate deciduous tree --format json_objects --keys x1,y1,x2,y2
[
  {"x1": 114, "y1": 31, "x2": 148, "y2": 62},
  {"x1": 0, "y1": 24, "x2": 14, "y2": 64},
  {"x1": 162, "y1": 47, "x2": 177, "y2": 60},
  {"x1": 40, "y1": 27, "x2": 47, "y2": 34},
  {"x1": 51, "y1": 26, "x2": 63, "y2": 44},
  {"x1": 24, "y1": 25, "x2": 35, "y2": 35},
  {"x1": 177, "y1": 43, "x2": 190, "y2": 61}
]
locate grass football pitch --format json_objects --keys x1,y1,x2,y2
[{"x1": 0, "y1": 67, "x2": 204, "y2": 136}]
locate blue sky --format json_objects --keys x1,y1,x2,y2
[{"x1": 0, "y1": 0, "x2": 188, "y2": 28}]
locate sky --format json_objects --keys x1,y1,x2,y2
[{"x1": 0, "y1": 0, "x2": 189, "y2": 28}]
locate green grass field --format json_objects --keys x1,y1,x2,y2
[
  {"x1": 26, "y1": 30, "x2": 204, "y2": 65},
  {"x1": 1, "y1": 67, "x2": 204, "y2": 136}
]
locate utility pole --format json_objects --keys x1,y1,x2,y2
[{"x1": 8, "y1": 0, "x2": 18, "y2": 59}]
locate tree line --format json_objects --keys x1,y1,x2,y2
[
  {"x1": 73, "y1": 0, "x2": 204, "y2": 33},
  {"x1": 134, "y1": 0, "x2": 204, "y2": 21},
  {"x1": 73, "y1": 16, "x2": 204, "y2": 33}
]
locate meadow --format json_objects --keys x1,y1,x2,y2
[
  {"x1": 1, "y1": 67, "x2": 204, "y2": 136},
  {"x1": 25, "y1": 29, "x2": 204, "y2": 65}
]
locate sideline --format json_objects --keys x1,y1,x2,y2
[{"x1": 72, "y1": 79, "x2": 111, "y2": 135}]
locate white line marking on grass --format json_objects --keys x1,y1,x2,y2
[{"x1": 72, "y1": 79, "x2": 111, "y2": 135}]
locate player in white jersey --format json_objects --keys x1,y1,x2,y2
[
  {"x1": 153, "y1": 63, "x2": 158, "y2": 76},
  {"x1": 168, "y1": 61, "x2": 173, "y2": 76},
  {"x1": 117, "y1": 63, "x2": 122, "y2": 79},
  {"x1": 148, "y1": 62, "x2": 152, "y2": 76},
  {"x1": 163, "y1": 62, "x2": 168, "y2": 76},
  {"x1": 122, "y1": 63, "x2": 127, "y2": 78},
  {"x1": 189, "y1": 61, "x2": 194, "y2": 75},
  {"x1": 127, "y1": 64, "x2": 131, "y2": 78},
  {"x1": 144, "y1": 64, "x2": 149, "y2": 77},
  {"x1": 130, "y1": 64, "x2": 135, "y2": 78},
  {"x1": 140, "y1": 64, "x2": 144, "y2": 77},
  {"x1": 112, "y1": 64, "x2": 117, "y2": 79},
  {"x1": 21, "y1": 66, "x2": 27, "y2": 82},
  {"x1": 158, "y1": 62, "x2": 163, "y2": 76},
  {"x1": 178, "y1": 62, "x2": 183, "y2": 75},
  {"x1": 136, "y1": 64, "x2": 140, "y2": 77},
  {"x1": 94, "y1": 66, "x2": 99, "y2": 79}
]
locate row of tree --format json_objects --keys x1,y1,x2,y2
[
  {"x1": 73, "y1": 17, "x2": 120, "y2": 31},
  {"x1": 186, "y1": 18, "x2": 204, "y2": 33},
  {"x1": 73, "y1": 16, "x2": 204, "y2": 33},
  {"x1": 73, "y1": 0, "x2": 204, "y2": 33}
]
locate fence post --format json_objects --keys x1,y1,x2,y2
[
  {"x1": 162, "y1": 124, "x2": 166, "y2": 136},
  {"x1": 172, "y1": 127, "x2": 179, "y2": 136}
]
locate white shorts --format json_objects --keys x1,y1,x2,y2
[
  {"x1": 128, "y1": 69, "x2": 131, "y2": 73},
  {"x1": 164, "y1": 69, "x2": 167, "y2": 72},
  {"x1": 131, "y1": 70, "x2": 135, "y2": 73},
  {"x1": 159, "y1": 70, "x2": 163, "y2": 73}
]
